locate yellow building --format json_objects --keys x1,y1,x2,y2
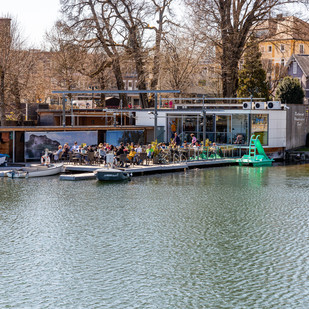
[{"x1": 257, "y1": 15, "x2": 309, "y2": 87}]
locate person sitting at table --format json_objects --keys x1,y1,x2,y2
[
  {"x1": 62, "y1": 143, "x2": 70, "y2": 159},
  {"x1": 116, "y1": 143, "x2": 125, "y2": 156},
  {"x1": 105, "y1": 143, "x2": 111, "y2": 151},
  {"x1": 136, "y1": 144, "x2": 142, "y2": 154},
  {"x1": 54, "y1": 145, "x2": 63, "y2": 161},
  {"x1": 127, "y1": 147, "x2": 137, "y2": 164},
  {"x1": 81, "y1": 145, "x2": 87, "y2": 154},
  {"x1": 193, "y1": 141, "x2": 200, "y2": 156},
  {"x1": 234, "y1": 134, "x2": 244, "y2": 144},
  {"x1": 84, "y1": 145, "x2": 94, "y2": 164},
  {"x1": 146, "y1": 144, "x2": 154, "y2": 159},
  {"x1": 160, "y1": 143, "x2": 167, "y2": 150},
  {"x1": 71, "y1": 141, "x2": 79, "y2": 152},
  {"x1": 98, "y1": 143, "x2": 106, "y2": 163},
  {"x1": 134, "y1": 144, "x2": 143, "y2": 164},
  {"x1": 109, "y1": 145, "x2": 115, "y2": 152}
]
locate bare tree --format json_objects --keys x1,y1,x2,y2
[
  {"x1": 77, "y1": 50, "x2": 113, "y2": 107},
  {"x1": 60, "y1": 0, "x2": 179, "y2": 107},
  {"x1": 147, "y1": 0, "x2": 176, "y2": 91},
  {"x1": 7, "y1": 48, "x2": 36, "y2": 123},
  {"x1": 46, "y1": 22, "x2": 86, "y2": 103},
  {"x1": 0, "y1": 17, "x2": 36, "y2": 125},
  {"x1": 185, "y1": 0, "x2": 305, "y2": 97},
  {"x1": 160, "y1": 30, "x2": 207, "y2": 95},
  {"x1": 0, "y1": 18, "x2": 12, "y2": 125},
  {"x1": 60, "y1": 0, "x2": 128, "y2": 105}
]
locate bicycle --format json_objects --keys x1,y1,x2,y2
[
  {"x1": 173, "y1": 151, "x2": 187, "y2": 163},
  {"x1": 157, "y1": 151, "x2": 169, "y2": 164}
]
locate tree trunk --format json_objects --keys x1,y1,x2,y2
[
  {"x1": 150, "y1": 12, "x2": 163, "y2": 91},
  {"x1": 111, "y1": 57, "x2": 128, "y2": 107},
  {"x1": 12, "y1": 77, "x2": 23, "y2": 124},
  {"x1": 0, "y1": 70, "x2": 6, "y2": 126},
  {"x1": 221, "y1": 57, "x2": 239, "y2": 98}
]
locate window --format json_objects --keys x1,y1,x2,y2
[
  {"x1": 281, "y1": 58, "x2": 285, "y2": 66},
  {"x1": 232, "y1": 115, "x2": 249, "y2": 145},
  {"x1": 251, "y1": 114, "x2": 268, "y2": 145},
  {"x1": 293, "y1": 61, "x2": 297, "y2": 74},
  {"x1": 280, "y1": 44, "x2": 285, "y2": 52},
  {"x1": 215, "y1": 115, "x2": 232, "y2": 144},
  {"x1": 260, "y1": 46, "x2": 265, "y2": 52},
  {"x1": 300, "y1": 44, "x2": 304, "y2": 54},
  {"x1": 268, "y1": 45, "x2": 272, "y2": 52}
]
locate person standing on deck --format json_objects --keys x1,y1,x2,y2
[
  {"x1": 174, "y1": 132, "x2": 181, "y2": 146},
  {"x1": 170, "y1": 120, "x2": 177, "y2": 138},
  {"x1": 190, "y1": 134, "x2": 197, "y2": 146}
]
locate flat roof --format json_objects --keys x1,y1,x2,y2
[{"x1": 0, "y1": 126, "x2": 152, "y2": 132}]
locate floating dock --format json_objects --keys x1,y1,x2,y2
[
  {"x1": 60, "y1": 172, "x2": 97, "y2": 181},
  {"x1": 1, "y1": 158, "x2": 237, "y2": 181},
  {"x1": 60, "y1": 158, "x2": 236, "y2": 181}
]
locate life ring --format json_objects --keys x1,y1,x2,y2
[{"x1": 41, "y1": 155, "x2": 50, "y2": 165}]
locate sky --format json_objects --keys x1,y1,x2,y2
[
  {"x1": 0, "y1": 0, "x2": 61, "y2": 48},
  {"x1": 0, "y1": 0, "x2": 307, "y2": 48}
]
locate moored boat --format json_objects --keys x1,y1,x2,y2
[
  {"x1": 6, "y1": 164, "x2": 64, "y2": 178},
  {"x1": 95, "y1": 168, "x2": 131, "y2": 182}
]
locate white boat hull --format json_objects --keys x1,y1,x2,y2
[{"x1": 7, "y1": 164, "x2": 63, "y2": 178}]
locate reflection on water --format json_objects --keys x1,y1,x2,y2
[{"x1": 1, "y1": 165, "x2": 309, "y2": 308}]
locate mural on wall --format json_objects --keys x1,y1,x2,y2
[
  {"x1": 25, "y1": 131, "x2": 98, "y2": 160},
  {"x1": 106, "y1": 130, "x2": 144, "y2": 146}
]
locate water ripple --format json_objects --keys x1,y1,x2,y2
[{"x1": 1, "y1": 166, "x2": 309, "y2": 308}]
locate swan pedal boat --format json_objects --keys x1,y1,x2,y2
[{"x1": 7, "y1": 164, "x2": 64, "y2": 178}]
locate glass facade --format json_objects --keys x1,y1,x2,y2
[
  {"x1": 251, "y1": 114, "x2": 268, "y2": 145},
  {"x1": 166, "y1": 113, "x2": 270, "y2": 146},
  {"x1": 168, "y1": 114, "x2": 252, "y2": 145},
  {"x1": 215, "y1": 115, "x2": 232, "y2": 144},
  {"x1": 231, "y1": 115, "x2": 249, "y2": 145}
]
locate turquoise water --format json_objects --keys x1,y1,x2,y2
[{"x1": 1, "y1": 164, "x2": 309, "y2": 308}]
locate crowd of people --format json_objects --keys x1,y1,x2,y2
[{"x1": 51, "y1": 133, "x2": 220, "y2": 165}]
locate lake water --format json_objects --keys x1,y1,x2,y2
[{"x1": 1, "y1": 164, "x2": 309, "y2": 308}]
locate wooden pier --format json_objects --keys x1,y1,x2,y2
[
  {"x1": 60, "y1": 158, "x2": 237, "y2": 181},
  {"x1": 1, "y1": 158, "x2": 237, "y2": 181}
]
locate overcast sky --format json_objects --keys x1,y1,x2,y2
[{"x1": 0, "y1": 0, "x2": 61, "y2": 48}]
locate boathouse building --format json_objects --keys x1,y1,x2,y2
[{"x1": 0, "y1": 98, "x2": 308, "y2": 162}]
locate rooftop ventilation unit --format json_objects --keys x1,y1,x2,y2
[
  {"x1": 243, "y1": 101, "x2": 254, "y2": 109},
  {"x1": 255, "y1": 102, "x2": 267, "y2": 109},
  {"x1": 267, "y1": 101, "x2": 281, "y2": 109}
]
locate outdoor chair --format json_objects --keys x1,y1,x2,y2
[
  {"x1": 118, "y1": 154, "x2": 128, "y2": 167},
  {"x1": 72, "y1": 153, "x2": 82, "y2": 165},
  {"x1": 138, "y1": 152, "x2": 148, "y2": 165},
  {"x1": 66, "y1": 152, "x2": 74, "y2": 164},
  {"x1": 86, "y1": 151, "x2": 95, "y2": 165}
]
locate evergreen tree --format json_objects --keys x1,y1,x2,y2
[
  {"x1": 237, "y1": 40, "x2": 269, "y2": 100},
  {"x1": 276, "y1": 76, "x2": 304, "y2": 104}
]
